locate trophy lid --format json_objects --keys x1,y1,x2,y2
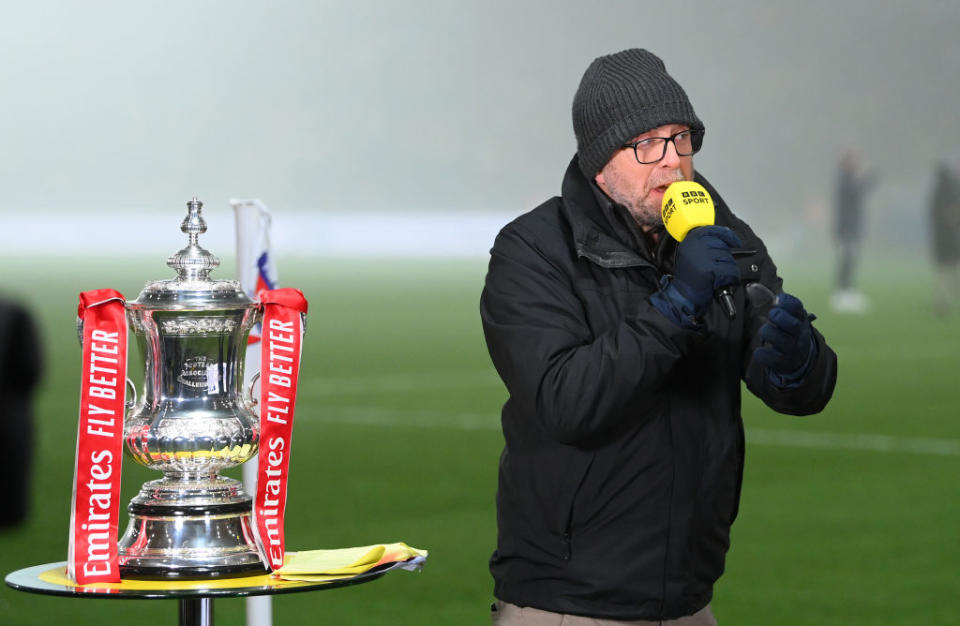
[{"x1": 128, "y1": 198, "x2": 254, "y2": 310}]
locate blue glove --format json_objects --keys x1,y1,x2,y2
[
  {"x1": 752, "y1": 293, "x2": 817, "y2": 386},
  {"x1": 651, "y1": 225, "x2": 742, "y2": 327}
]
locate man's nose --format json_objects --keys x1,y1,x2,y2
[{"x1": 660, "y1": 139, "x2": 682, "y2": 167}]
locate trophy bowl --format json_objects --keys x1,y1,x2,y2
[{"x1": 116, "y1": 198, "x2": 268, "y2": 579}]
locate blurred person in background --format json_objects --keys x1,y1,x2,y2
[
  {"x1": 830, "y1": 150, "x2": 876, "y2": 313},
  {"x1": 928, "y1": 157, "x2": 960, "y2": 316},
  {"x1": 480, "y1": 48, "x2": 837, "y2": 625},
  {"x1": 0, "y1": 297, "x2": 43, "y2": 528}
]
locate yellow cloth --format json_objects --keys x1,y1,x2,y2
[
  {"x1": 275, "y1": 542, "x2": 427, "y2": 582},
  {"x1": 39, "y1": 564, "x2": 319, "y2": 591}
]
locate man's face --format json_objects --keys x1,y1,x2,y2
[{"x1": 594, "y1": 123, "x2": 695, "y2": 230}]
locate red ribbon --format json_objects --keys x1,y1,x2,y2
[
  {"x1": 68, "y1": 289, "x2": 127, "y2": 584},
  {"x1": 253, "y1": 287, "x2": 308, "y2": 570}
]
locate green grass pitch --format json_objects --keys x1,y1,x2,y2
[{"x1": 1, "y1": 253, "x2": 958, "y2": 625}]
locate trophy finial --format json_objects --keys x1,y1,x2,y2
[
  {"x1": 167, "y1": 197, "x2": 220, "y2": 281},
  {"x1": 181, "y1": 197, "x2": 208, "y2": 239}
]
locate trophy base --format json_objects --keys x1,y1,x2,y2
[
  {"x1": 117, "y1": 476, "x2": 270, "y2": 580},
  {"x1": 119, "y1": 561, "x2": 269, "y2": 581}
]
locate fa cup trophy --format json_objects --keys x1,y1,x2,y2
[{"x1": 116, "y1": 198, "x2": 267, "y2": 578}]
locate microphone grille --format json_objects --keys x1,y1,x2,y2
[{"x1": 661, "y1": 181, "x2": 715, "y2": 241}]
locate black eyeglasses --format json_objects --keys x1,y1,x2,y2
[{"x1": 621, "y1": 129, "x2": 705, "y2": 164}]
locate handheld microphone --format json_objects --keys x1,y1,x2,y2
[{"x1": 661, "y1": 180, "x2": 737, "y2": 318}]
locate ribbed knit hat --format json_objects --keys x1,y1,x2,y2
[{"x1": 572, "y1": 48, "x2": 704, "y2": 177}]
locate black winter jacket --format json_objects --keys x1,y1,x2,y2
[{"x1": 480, "y1": 157, "x2": 837, "y2": 620}]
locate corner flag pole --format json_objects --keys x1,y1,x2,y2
[{"x1": 233, "y1": 199, "x2": 279, "y2": 626}]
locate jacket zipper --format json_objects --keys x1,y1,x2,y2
[{"x1": 659, "y1": 414, "x2": 677, "y2": 621}]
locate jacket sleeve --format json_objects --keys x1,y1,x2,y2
[
  {"x1": 744, "y1": 325, "x2": 838, "y2": 416},
  {"x1": 705, "y1": 174, "x2": 838, "y2": 417},
  {"x1": 723, "y1": 217, "x2": 838, "y2": 416},
  {"x1": 480, "y1": 217, "x2": 703, "y2": 445}
]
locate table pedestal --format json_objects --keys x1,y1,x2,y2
[{"x1": 180, "y1": 597, "x2": 213, "y2": 626}]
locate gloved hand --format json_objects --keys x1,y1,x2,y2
[
  {"x1": 650, "y1": 225, "x2": 742, "y2": 328},
  {"x1": 752, "y1": 293, "x2": 817, "y2": 386}
]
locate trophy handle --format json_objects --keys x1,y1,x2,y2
[
  {"x1": 246, "y1": 372, "x2": 261, "y2": 415},
  {"x1": 125, "y1": 378, "x2": 137, "y2": 409}
]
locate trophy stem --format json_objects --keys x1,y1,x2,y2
[{"x1": 162, "y1": 471, "x2": 219, "y2": 483}]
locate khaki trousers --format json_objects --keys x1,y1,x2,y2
[{"x1": 490, "y1": 600, "x2": 718, "y2": 626}]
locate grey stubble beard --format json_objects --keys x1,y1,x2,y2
[{"x1": 610, "y1": 169, "x2": 686, "y2": 230}]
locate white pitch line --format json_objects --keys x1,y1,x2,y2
[
  {"x1": 298, "y1": 370, "x2": 502, "y2": 396},
  {"x1": 302, "y1": 405, "x2": 960, "y2": 457},
  {"x1": 305, "y1": 405, "x2": 498, "y2": 431},
  {"x1": 827, "y1": 345, "x2": 960, "y2": 362},
  {"x1": 746, "y1": 428, "x2": 960, "y2": 457}
]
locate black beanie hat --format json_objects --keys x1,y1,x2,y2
[{"x1": 572, "y1": 48, "x2": 704, "y2": 177}]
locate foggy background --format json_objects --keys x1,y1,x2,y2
[
  {"x1": 2, "y1": 4, "x2": 958, "y2": 623},
  {"x1": 1, "y1": 0, "x2": 958, "y2": 258}
]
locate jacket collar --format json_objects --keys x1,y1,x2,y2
[{"x1": 560, "y1": 155, "x2": 669, "y2": 269}]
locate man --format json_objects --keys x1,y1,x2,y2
[
  {"x1": 929, "y1": 157, "x2": 960, "y2": 316},
  {"x1": 480, "y1": 48, "x2": 837, "y2": 625},
  {"x1": 0, "y1": 297, "x2": 43, "y2": 527},
  {"x1": 830, "y1": 150, "x2": 876, "y2": 313}
]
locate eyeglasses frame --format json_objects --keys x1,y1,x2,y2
[{"x1": 621, "y1": 129, "x2": 705, "y2": 165}]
